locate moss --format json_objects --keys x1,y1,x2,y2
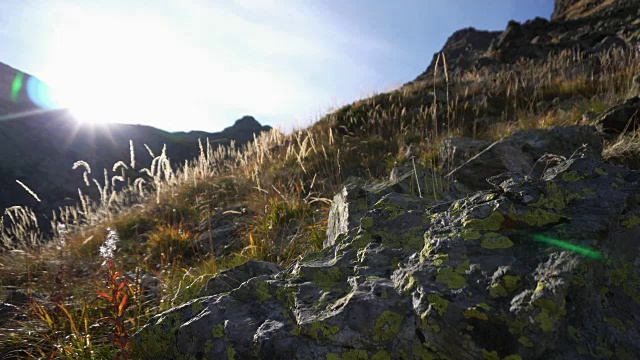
[
  {"x1": 562, "y1": 171, "x2": 584, "y2": 182},
  {"x1": 191, "y1": 300, "x2": 204, "y2": 314},
  {"x1": 463, "y1": 307, "x2": 488, "y2": 320},
  {"x1": 327, "y1": 354, "x2": 341, "y2": 360},
  {"x1": 595, "y1": 167, "x2": 609, "y2": 176},
  {"x1": 427, "y1": 293, "x2": 449, "y2": 316},
  {"x1": 518, "y1": 208, "x2": 566, "y2": 227},
  {"x1": 352, "y1": 232, "x2": 373, "y2": 249},
  {"x1": 372, "y1": 351, "x2": 392, "y2": 360},
  {"x1": 504, "y1": 275, "x2": 521, "y2": 292},
  {"x1": 610, "y1": 263, "x2": 631, "y2": 286},
  {"x1": 203, "y1": 340, "x2": 213, "y2": 357},
  {"x1": 432, "y1": 253, "x2": 449, "y2": 266},
  {"x1": 436, "y1": 267, "x2": 467, "y2": 289},
  {"x1": 456, "y1": 259, "x2": 471, "y2": 274},
  {"x1": 360, "y1": 216, "x2": 374, "y2": 229},
  {"x1": 307, "y1": 322, "x2": 340, "y2": 340},
  {"x1": 463, "y1": 211, "x2": 505, "y2": 231},
  {"x1": 604, "y1": 317, "x2": 626, "y2": 332},
  {"x1": 402, "y1": 275, "x2": 418, "y2": 295},
  {"x1": 503, "y1": 356, "x2": 522, "y2": 360},
  {"x1": 212, "y1": 323, "x2": 225, "y2": 338},
  {"x1": 489, "y1": 283, "x2": 508, "y2": 298},
  {"x1": 372, "y1": 310, "x2": 403, "y2": 342},
  {"x1": 567, "y1": 325, "x2": 582, "y2": 342},
  {"x1": 535, "y1": 308, "x2": 555, "y2": 332},
  {"x1": 313, "y1": 267, "x2": 343, "y2": 289},
  {"x1": 225, "y1": 345, "x2": 236, "y2": 360},
  {"x1": 582, "y1": 187, "x2": 596, "y2": 195},
  {"x1": 518, "y1": 336, "x2": 533, "y2": 347},
  {"x1": 342, "y1": 350, "x2": 369, "y2": 360},
  {"x1": 481, "y1": 232, "x2": 514, "y2": 249},
  {"x1": 621, "y1": 216, "x2": 640, "y2": 228},
  {"x1": 275, "y1": 285, "x2": 297, "y2": 308},
  {"x1": 461, "y1": 229, "x2": 482, "y2": 240},
  {"x1": 477, "y1": 303, "x2": 491, "y2": 310},
  {"x1": 254, "y1": 281, "x2": 272, "y2": 302},
  {"x1": 412, "y1": 341, "x2": 434, "y2": 360},
  {"x1": 482, "y1": 350, "x2": 499, "y2": 360}
]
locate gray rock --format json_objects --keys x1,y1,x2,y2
[
  {"x1": 446, "y1": 125, "x2": 602, "y2": 192},
  {"x1": 133, "y1": 154, "x2": 640, "y2": 359},
  {"x1": 200, "y1": 260, "x2": 281, "y2": 296},
  {"x1": 591, "y1": 96, "x2": 640, "y2": 137},
  {"x1": 439, "y1": 137, "x2": 492, "y2": 171}
]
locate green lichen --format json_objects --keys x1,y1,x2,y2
[
  {"x1": 595, "y1": 167, "x2": 609, "y2": 176},
  {"x1": 489, "y1": 283, "x2": 507, "y2": 298},
  {"x1": 307, "y1": 322, "x2": 340, "y2": 340},
  {"x1": 212, "y1": 323, "x2": 225, "y2": 338},
  {"x1": 225, "y1": 345, "x2": 236, "y2": 360},
  {"x1": 518, "y1": 208, "x2": 567, "y2": 227},
  {"x1": 535, "y1": 308, "x2": 555, "y2": 332},
  {"x1": 463, "y1": 211, "x2": 505, "y2": 231},
  {"x1": 360, "y1": 216, "x2": 374, "y2": 229},
  {"x1": 327, "y1": 354, "x2": 341, "y2": 360},
  {"x1": 203, "y1": 340, "x2": 213, "y2": 355},
  {"x1": 412, "y1": 341, "x2": 434, "y2": 360},
  {"x1": 562, "y1": 171, "x2": 584, "y2": 182},
  {"x1": 456, "y1": 259, "x2": 471, "y2": 274},
  {"x1": 372, "y1": 351, "x2": 392, "y2": 360},
  {"x1": 352, "y1": 232, "x2": 373, "y2": 249},
  {"x1": 402, "y1": 275, "x2": 418, "y2": 295},
  {"x1": 427, "y1": 293, "x2": 449, "y2": 316},
  {"x1": 275, "y1": 285, "x2": 297, "y2": 308},
  {"x1": 604, "y1": 317, "x2": 626, "y2": 332},
  {"x1": 531, "y1": 182, "x2": 582, "y2": 211},
  {"x1": 463, "y1": 307, "x2": 488, "y2": 320},
  {"x1": 504, "y1": 275, "x2": 521, "y2": 292},
  {"x1": 481, "y1": 232, "x2": 514, "y2": 249},
  {"x1": 372, "y1": 310, "x2": 403, "y2": 342},
  {"x1": 313, "y1": 267, "x2": 343, "y2": 289},
  {"x1": 610, "y1": 263, "x2": 631, "y2": 286},
  {"x1": 436, "y1": 267, "x2": 467, "y2": 289},
  {"x1": 535, "y1": 281, "x2": 546, "y2": 293},
  {"x1": 582, "y1": 187, "x2": 596, "y2": 196},
  {"x1": 191, "y1": 300, "x2": 204, "y2": 314},
  {"x1": 477, "y1": 303, "x2": 490, "y2": 310},
  {"x1": 254, "y1": 281, "x2": 272, "y2": 302},
  {"x1": 621, "y1": 216, "x2": 640, "y2": 229},
  {"x1": 503, "y1": 356, "x2": 523, "y2": 360},
  {"x1": 342, "y1": 350, "x2": 369, "y2": 360},
  {"x1": 518, "y1": 336, "x2": 533, "y2": 347},
  {"x1": 432, "y1": 253, "x2": 449, "y2": 266},
  {"x1": 461, "y1": 229, "x2": 482, "y2": 240},
  {"x1": 482, "y1": 350, "x2": 499, "y2": 360}
]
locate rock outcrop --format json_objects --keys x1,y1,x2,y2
[
  {"x1": 413, "y1": 0, "x2": 640, "y2": 80},
  {"x1": 132, "y1": 125, "x2": 640, "y2": 359}
]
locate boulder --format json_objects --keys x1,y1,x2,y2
[
  {"x1": 439, "y1": 137, "x2": 492, "y2": 171},
  {"x1": 132, "y1": 154, "x2": 640, "y2": 359},
  {"x1": 193, "y1": 204, "x2": 250, "y2": 257},
  {"x1": 200, "y1": 260, "x2": 281, "y2": 296},
  {"x1": 446, "y1": 126, "x2": 602, "y2": 192},
  {"x1": 590, "y1": 96, "x2": 640, "y2": 136}
]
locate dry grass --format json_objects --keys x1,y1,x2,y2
[{"x1": 1, "y1": 46, "x2": 640, "y2": 358}]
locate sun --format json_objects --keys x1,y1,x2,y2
[{"x1": 41, "y1": 9, "x2": 209, "y2": 129}]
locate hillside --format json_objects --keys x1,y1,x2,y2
[
  {"x1": 0, "y1": 62, "x2": 272, "y2": 230},
  {"x1": 2, "y1": 0, "x2": 640, "y2": 358}
]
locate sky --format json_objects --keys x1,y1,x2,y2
[{"x1": 0, "y1": 0, "x2": 554, "y2": 133}]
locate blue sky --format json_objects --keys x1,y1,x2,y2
[{"x1": 0, "y1": 0, "x2": 553, "y2": 132}]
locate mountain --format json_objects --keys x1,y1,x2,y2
[
  {"x1": 0, "y1": 62, "x2": 272, "y2": 222},
  {"x1": 413, "y1": 0, "x2": 639, "y2": 82}
]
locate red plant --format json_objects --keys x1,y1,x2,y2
[{"x1": 96, "y1": 259, "x2": 133, "y2": 359}]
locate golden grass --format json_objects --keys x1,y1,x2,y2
[{"x1": 1, "y1": 46, "x2": 640, "y2": 358}]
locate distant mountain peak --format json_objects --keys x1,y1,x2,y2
[{"x1": 223, "y1": 115, "x2": 272, "y2": 134}]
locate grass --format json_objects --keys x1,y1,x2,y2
[{"x1": 1, "y1": 45, "x2": 640, "y2": 358}]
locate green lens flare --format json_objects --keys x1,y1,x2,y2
[
  {"x1": 10, "y1": 72, "x2": 24, "y2": 102},
  {"x1": 533, "y1": 234, "x2": 603, "y2": 259}
]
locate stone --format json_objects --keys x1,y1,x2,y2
[
  {"x1": 446, "y1": 125, "x2": 603, "y2": 192},
  {"x1": 132, "y1": 152, "x2": 640, "y2": 359},
  {"x1": 590, "y1": 96, "x2": 640, "y2": 137},
  {"x1": 200, "y1": 260, "x2": 281, "y2": 296},
  {"x1": 439, "y1": 137, "x2": 492, "y2": 171}
]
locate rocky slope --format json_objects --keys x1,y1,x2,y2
[
  {"x1": 0, "y1": 61, "x2": 272, "y2": 229},
  {"x1": 130, "y1": 0, "x2": 640, "y2": 358},
  {"x1": 133, "y1": 123, "x2": 640, "y2": 359},
  {"x1": 414, "y1": 0, "x2": 640, "y2": 81}
]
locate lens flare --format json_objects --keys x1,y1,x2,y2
[
  {"x1": 26, "y1": 76, "x2": 60, "y2": 109},
  {"x1": 10, "y1": 72, "x2": 23, "y2": 102},
  {"x1": 533, "y1": 234, "x2": 603, "y2": 260}
]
